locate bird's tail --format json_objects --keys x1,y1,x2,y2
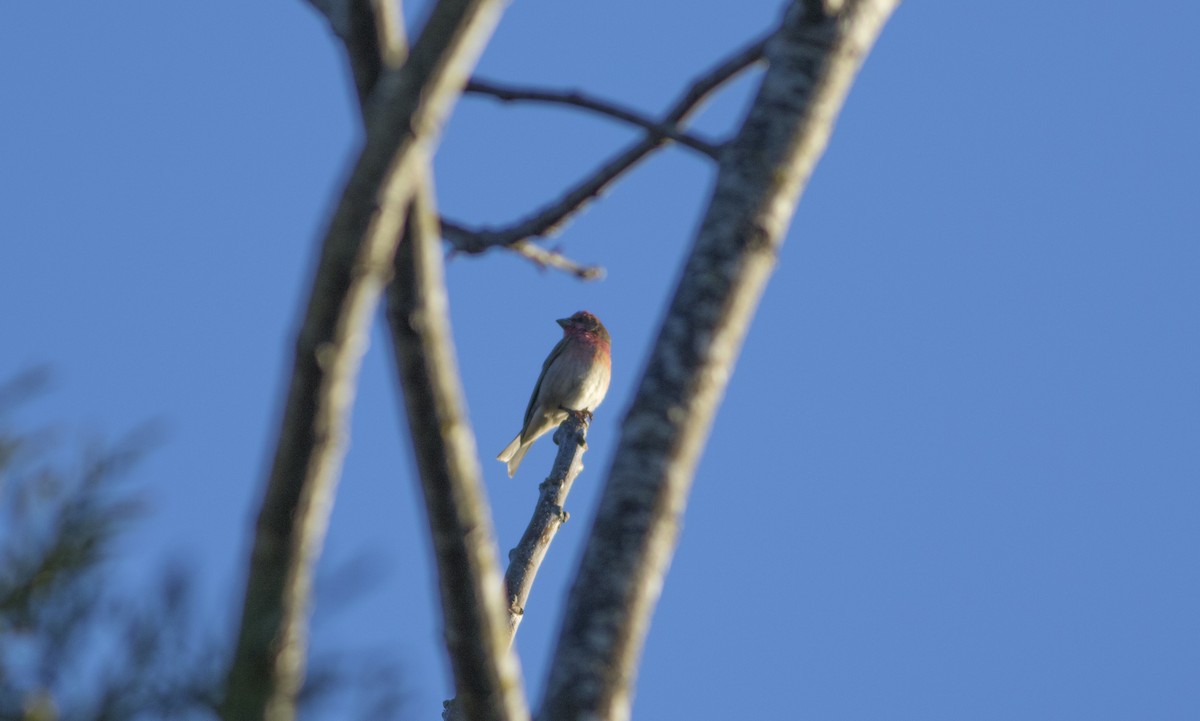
[{"x1": 497, "y1": 433, "x2": 530, "y2": 478}]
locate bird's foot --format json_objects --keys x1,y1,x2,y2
[{"x1": 560, "y1": 406, "x2": 593, "y2": 423}]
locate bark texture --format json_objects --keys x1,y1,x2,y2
[
  {"x1": 503, "y1": 414, "x2": 591, "y2": 643},
  {"x1": 537, "y1": 3, "x2": 900, "y2": 721},
  {"x1": 387, "y1": 184, "x2": 528, "y2": 721},
  {"x1": 221, "y1": 2, "x2": 509, "y2": 719}
]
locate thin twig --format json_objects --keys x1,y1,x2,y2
[
  {"x1": 442, "y1": 31, "x2": 771, "y2": 254},
  {"x1": 537, "y1": 3, "x2": 902, "y2": 721},
  {"x1": 465, "y1": 79, "x2": 720, "y2": 158},
  {"x1": 505, "y1": 241, "x2": 605, "y2": 280}
]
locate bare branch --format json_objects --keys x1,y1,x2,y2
[
  {"x1": 386, "y1": 181, "x2": 528, "y2": 721},
  {"x1": 506, "y1": 241, "x2": 606, "y2": 280},
  {"x1": 302, "y1": 2, "x2": 530, "y2": 719},
  {"x1": 443, "y1": 225, "x2": 605, "y2": 279},
  {"x1": 314, "y1": 3, "x2": 530, "y2": 719},
  {"x1": 442, "y1": 31, "x2": 771, "y2": 254},
  {"x1": 300, "y1": 1, "x2": 405, "y2": 102},
  {"x1": 537, "y1": 3, "x2": 902, "y2": 721},
  {"x1": 502, "y1": 414, "x2": 592, "y2": 643},
  {"x1": 221, "y1": 1, "x2": 509, "y2": 719},
  {"x1": 464, "y1": 79, "x2": 721, "y2": 158}
]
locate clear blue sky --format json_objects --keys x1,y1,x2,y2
[{"x1": 2, "y1": 1, "x2": 1198, "y2": 719}]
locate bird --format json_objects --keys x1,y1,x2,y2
[{"x1": 497, "y1": 310, "x2": 612, "y2": 478}]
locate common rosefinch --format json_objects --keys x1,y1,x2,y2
[{"x1": 497, "y1": 310, "x2": 612, "y2": 478}]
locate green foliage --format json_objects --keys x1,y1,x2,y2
[
  {"x1": 0, "y1": 371, "x2": 220, "y2": 721},
  {"x1": 0, "y1": 372, "x2": 408, "y2": 721}
]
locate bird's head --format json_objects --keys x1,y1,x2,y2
[{"x1": 557, "y1": 311, "x2": 610, "y2": 345}]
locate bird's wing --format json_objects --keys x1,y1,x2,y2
[{"x1": 521, "y1": 336, "x2": 569, "y2": 439}]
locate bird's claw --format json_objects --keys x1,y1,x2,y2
[{"x1": 560, "y1": 406, "x2": 593, "y2": 423}]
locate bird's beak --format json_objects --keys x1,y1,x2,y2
[{"x1": 556, "y1": 318, "x2": 570, "y2": 329}]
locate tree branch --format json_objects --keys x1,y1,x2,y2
[
  {"x1": 302, "y1": 0, "x2": 406, "y2": 103},
  {"x1": 442, "y1": 31, "x2": 771, "y2": 254},
  {"x1": 502, "y1": 414, "x2": 591, "y2": 643},
  {"x1": 503, "y1": 241, "x2": 606, "y2": 280},
  {"x1": 537, "y1": 3, "x2": 901, "y2": 721},
  {"x1": 325, "y1": 3, "x2": 529, "y2": 719},
  {"x1": 221, "y1": 1, "x2": 509, "y2": 719},
  {"x1": 387, "y1": 181, "x2": 528, "y2": 721},
  {"x1": 464, "y1": 79, "x2": 721, "y2": 158},
  {"x1": 294, "y1": 3, "x2": 530, "y2": 719}
]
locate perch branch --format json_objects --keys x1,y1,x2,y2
[
  {"x1": 502, "y1": 414, "x2": 592, "y2": 643},
  {"x1": 537, "y1": 3, "x2": 902, "y2": 721}
]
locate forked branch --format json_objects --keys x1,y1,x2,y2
[
  {"x1": 221, "y1": 1, "x2": 511, "y2": 720},
  {"x1": 442, "y1": 31, "x2": 771, "y2": 253},
  {"x1": 307, "y1": 2, "x2": 529, "y2": 721},
  {"x1": 387, "y1": 182, "x2": 528, "y2": 721},
  {"x1": 465, "y1": 79, "x2": 721, "y2": 158}
]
